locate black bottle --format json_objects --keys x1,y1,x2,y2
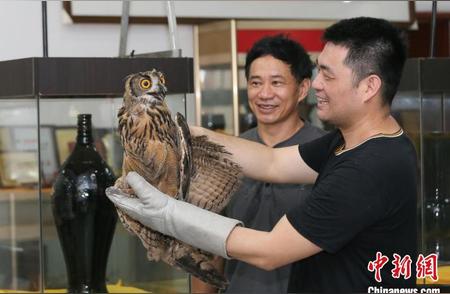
[{"x1": 51, "y1": 114, "x2": 117, "y2": 293}]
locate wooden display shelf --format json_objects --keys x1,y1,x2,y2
[
  {"x1": 0, "y1": 188, "x2": 52, "y2": 201},
  {"x1": 0, "y1": 224, "x2": 57, "y2": 242},
  {"x1": 0, "y1": 187, "x2": 55, "y2": 241},
  {"x1": 0, "y1": 278, "x2": 189, "y2": 293},
  {"x1": 0, "y1": 57, "x2": 193, "y2": 99}
]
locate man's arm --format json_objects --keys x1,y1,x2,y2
[
  {"x1": 106, "y1": 173, "x2": 322, "y2": 272},
  {"x1": 190, "y1": 217, "x2": 319, "y2": 289},
  {"x1": 191, "y1": 126, "x2": 318, "y2": 184},
  {"x1": 226, "y1": 215, "x2": 321, "y2": 270}
]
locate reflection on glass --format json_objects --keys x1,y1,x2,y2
[
  {"x1": 0, "y1": 99, "x2": 41, "y2": 291},
  {"x1": 423, "y1": 133, "x2": 450, "y2": 264},
  {"x1": 200, "y1": 67, "x2": 234, "y2": 134},
  {"x1": 39, "y1": 98, "x2": 189, "y2": 292},
  {"x1": 391, "y1": 90, "x2": 424, "y2": 282},
  {"x1": 197, "y1": 20, "x2": 235, "y2": 135}
]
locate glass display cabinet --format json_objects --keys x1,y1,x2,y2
[
  {"x1": 394, "y1": 58, "x2": 450, "y2": 290},
  {"x1": 0, "y1": 57, "x2": 193, "y2": 292},
  {"x1": 195, "y1": 20, "x2": 239, "y2": 135}
]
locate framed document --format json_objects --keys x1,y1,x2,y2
[
  {"x1": 0, "y1": 126, "x2": 59, "y2": 187},
  {"x1": 10, "y1": 126, "x2": 38, "y2": 152},
  {"x1": 54, "y1": 127, "x2": 77, "y2": 166},
  {"x1": 0, "y1": 126, "x2": 38, "y2": 152},
  {"x1": 0, "y1": 151, "x2": 39, "y2": 187},
  {"x1": 0, "y1": 127, "x2": 13, "y2": 151},
  {"x1": 39, "y1": 126, "x2": 59, "y2": 187},
  {"x1": 54, "y1": 127, "x2": 111, "y2": 166},
  {"x1": 100, "y1": 131, "x2": 123, "y2": 176}
]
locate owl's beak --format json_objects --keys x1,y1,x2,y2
[
  {"x1": 159, "y1": 83, "x2": 167, "y2": 96},
  {"x1": 141, "y1": 83, "x2": 167, "y2": 104},
  {"x1": 146, "y1": 92, "x2": 165, "y2": 102}
]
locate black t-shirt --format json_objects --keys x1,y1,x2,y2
[{"x1": 286, "y1": 129, "x2": 418, "y2": 293}]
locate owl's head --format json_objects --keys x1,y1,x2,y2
[{"x1": 124, "y1": 69, "x2": 167, "y2": 105}]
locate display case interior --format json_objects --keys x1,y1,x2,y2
[
  {"x1": 0, "y1": 57, "x2": 193, "y2": 293},
  {"x1": 394, "y1": 58, "x2": 450, "y2": 288}
]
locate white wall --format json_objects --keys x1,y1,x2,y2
[
  {"x1": 0, "y1": 0, "x2": 443, "y2": 128},
  {"x1": 0, "y1": 1, "x2": 196, "y2": 127},
  {"x1": 0, "y1": 1, "x2": 194, "y2": 60},
  {"x1": 7, "y1": 0, "x2": 443, "y2": 61}
]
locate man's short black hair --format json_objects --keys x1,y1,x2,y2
[
  {"x1": 323, "y1": 17, "x2": 407, "y2": 105},
  {"x1": 245, "y1": 34, "x2": 313, "y2": 83}
]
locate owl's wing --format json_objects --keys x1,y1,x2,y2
[
  {"x1": 186, "y1": 135, "x2": 242, "y2": 213},
  {"x1": 174, "y1": 112, "x2": 193, "y2": 201}
]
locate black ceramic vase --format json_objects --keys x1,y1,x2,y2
[{"x1": 51, "y1": 114, "x2": 117, "y2": 293}]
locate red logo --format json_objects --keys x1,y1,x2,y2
[
  {"x1": 368, "y1": 252, "x2": 389, "y2": 282},
  {"x1": 416, "y1": 253, "x2": 438, "y2": 281},
  {"x1": 368, "y1": 253, "x2": 438, "y2": 282},
  {"x1": 391, "y1": 254, "x2": 412, "y2": 279}
]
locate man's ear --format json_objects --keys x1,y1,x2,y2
[
  {"x1": 361, "y1": 74, "x2": 382, "y2": 103},
  {"x1": 297, "y1": 79, "x2": 311, "y2": 104}
]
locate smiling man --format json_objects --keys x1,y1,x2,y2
[
  {"x1": 222, "y1": 35, "x2": 324, "y2": 293},
  {"x1": 107, "y1": 17, "x2": 418, "y2": 293},
  {"x1": 192, "y1": 35, "x2": 325, "y2": 293}
]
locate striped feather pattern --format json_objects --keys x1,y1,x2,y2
[{"x1": 113, "y1": 70, "x2": 242, "y2": 289}]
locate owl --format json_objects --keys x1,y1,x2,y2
[{"x1": 114, "y1": 69, "x2": 241, "y2": 289}]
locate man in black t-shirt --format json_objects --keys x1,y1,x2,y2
[{"x1": 107, "y1": 17, "x2": 418, "y2": 293}]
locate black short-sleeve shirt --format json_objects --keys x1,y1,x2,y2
[{"x1": 286, "y1": 129, "x2": 418, "y2": 293}]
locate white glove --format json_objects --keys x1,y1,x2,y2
[{"x1": 105, "y1": 172, "x2": 243, "y2": 259}]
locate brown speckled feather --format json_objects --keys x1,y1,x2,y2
[
  {"x1": 114, "y1": 70, "x2": 242, "y2": 289},
  {"x1": 188, "y1": 136, "x2": 242, "y2": 212}
]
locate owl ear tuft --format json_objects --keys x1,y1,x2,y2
[{"x1": 123, "y1": 74, "x2": 134, "y2": 83}]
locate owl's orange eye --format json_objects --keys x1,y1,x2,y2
[
  {"x1": 140, "y1": 79, "x2": 152, "y2": 89},
  {"x1": 160, "y1": 75, "x2": 166, "y2": 85}
]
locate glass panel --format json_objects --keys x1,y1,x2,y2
[
  {"x1": 237, "y1": 67, "x2": 256, "y2": 134},
  {"x1": 421, "y1": 92, "x2": 450, "y2": 272},
  {"x1": 200, "y1": 66, "x2": 233, "y2": 134},
  {"x1": 392, "y1": 91, "x2": 421, "y2": 147},
  {"x1": 39, "y1": 96, "x2": 189, "y2": 293},
  {"x1": 0, "y1": 99, "x2": 41, "y2": 292},
  {"x1": 396, "y1": 61, "x2": 450, "y2": 289},
  {"x1": 198, "y1": 21, "x2": 234, "y2": 135},
  {"x1": 392, "y1": 89, "x2": 423, "y2": 284}
]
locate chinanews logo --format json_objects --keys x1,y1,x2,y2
[
  {"x1": 367, "y1": 286, "x2": 440, "y2": 293},
  {"x1": 368, "y1": 252, "x2": 438, "y2": 282},
  {"x1": 367, "y1": 252, "x2": 441, "y2": 294}
]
